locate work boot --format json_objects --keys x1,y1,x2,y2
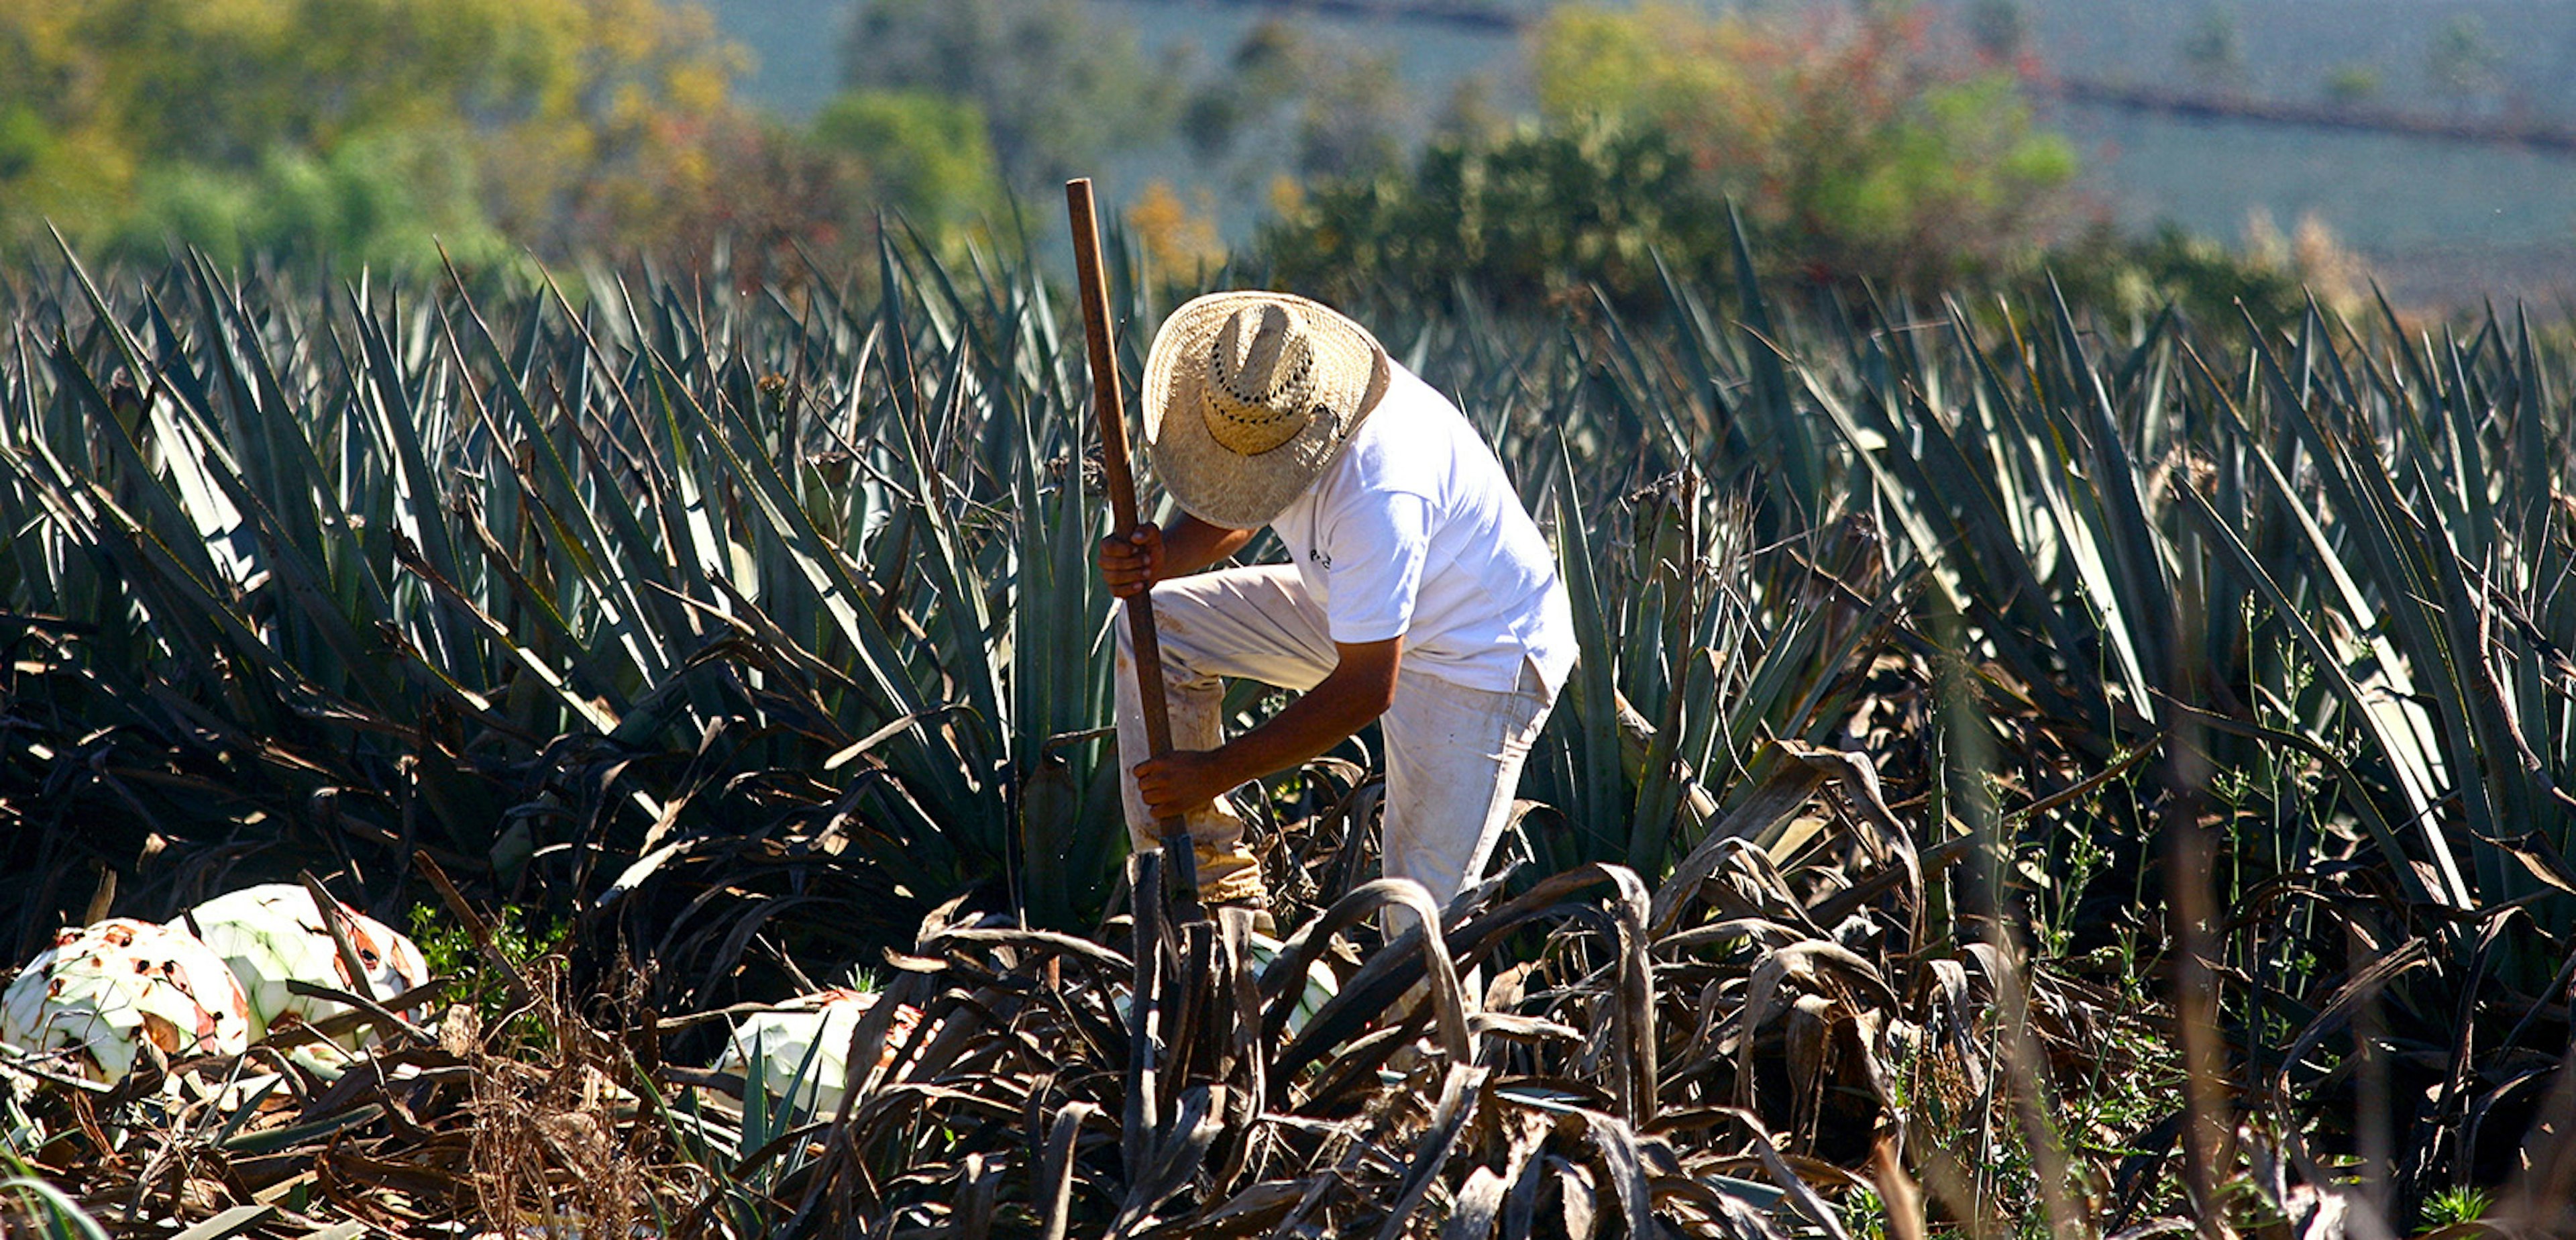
[
  {"x1": 1215, "y1": 898, "x2": 1277, "y2": 938},
  {"x1": 1197, "y1": 848, "x2": 1277, "y2": 935},
  {"x1": 1191, "y1": 839, "x2": 1267, "y2": 908}
]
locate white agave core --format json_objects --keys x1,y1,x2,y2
[
  {"x1": 1246, "y1": 931, "x2": 1340, "y2": 1038},
  {"x1": 1096, "y1": 934, "x2": 1338, "y2": 1039},
  {"x1": 715, "y1": 988, "x2": 922, "y2": 1115},
  {"x1": 184, "y1": 885, "x2": 429, "y2": 1045},
  {"x1": 0, "y1": 919, "x2": 252, "y2": 1083}
]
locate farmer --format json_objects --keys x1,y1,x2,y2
[{"x1": 1099, "y1": 291, "x2": 1576, "y2": 921}]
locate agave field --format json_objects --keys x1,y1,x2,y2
[{"x1": 3, "y1": 226, "x2": 2575, "y2": 1238}]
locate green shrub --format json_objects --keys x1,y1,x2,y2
[{"x1": 1262, "y1": 118, "x2": 1725, "y2": 307}]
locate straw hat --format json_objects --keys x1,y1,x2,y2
[{"x1": 1142, "y1": 291, "x2": 1390, "y2": 529}]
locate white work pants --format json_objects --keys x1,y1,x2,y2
[{"x1": 1114, "y1": 565, "x2": 1556, "y2": 915}]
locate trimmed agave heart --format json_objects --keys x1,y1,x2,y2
[
  {"x1": 182, "y1": 884, "x2": 430, "y2": 1046},
  {"x1": 1, "y1": 919, "x2": 253, "y2": 1084},
  {"x1": 1247, "y1": 931, "x2": 1340, "y2": 1038},
  {"x1": 712, "y1": 988, "x2": 924, "y2": 1115}
]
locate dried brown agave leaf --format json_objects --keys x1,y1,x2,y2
[
  {"x1": 1268, "y1": 878, "x2": 1474, "y2": 1086},
  {"x1": 1110, "y1": 1084, "x2": 1226, "y2": 1233},
  {"x1": 1571, "y1": 1110, "x2": 1656, "y2": 1239},
  {"x1": 1356, "y1": 1064, "x2": 1488, "y2": 1239},
  {"x1": 1550, "y1": 1158, "x2": 1599, "y2": 1239},
  {"x1": 1785, "y1": 992, "x2": 1839, "y2": 1135},
  {"x1": 1139, "y1": 1180, "x2": 1304, "y2": 1237},
  {"x1": 1462, "y1": 1108, "x2": 1555, "y2": 1240},
  {"x1": 1735, "y1": 940, "x2": 1899, "y2": 1110},
  {"x1": 1919, "y1": 957, "x2": 1986, "y2": 1096},
  {"x1": 1034, "y1": 1100, "x2": 1099, "y2": 1240},
  {"x1": 1652, "y1": 767, "x2": 1831, "y2": 937},
  {"x1": 1442, "y1": 1165, "x2": 1512, "y2": 1240},
  {"x1": 1709, "y1": 1107, "x2": 1855, "y2": 1240}
]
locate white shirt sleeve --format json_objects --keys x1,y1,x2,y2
[{"x1": 1319, "y1": 491, "x2": 1431, "y2": 645}]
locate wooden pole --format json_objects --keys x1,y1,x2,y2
[{"x1": 1065, "y1": 178, "x2": 1201, "y2": 908}]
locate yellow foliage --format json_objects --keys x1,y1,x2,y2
[
  {"x1": 1267, "y1": 174, "x2": 1306, "y2": 221},
  {"x1": 0, "y1": 0, "x2": 751, "y2": 260},
  {"x1": 1526, "y1": 2, "x2": 2078, "y2": 282},
  {"x1": 2242, "y1": 209, "x2": 2373, "y2": 318},
  {"x1": 1126, "y1": 180, "x2": 1227, "y2": 282}
]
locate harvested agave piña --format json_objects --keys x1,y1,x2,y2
[
  {"x1": 182, "y1": 884, "x2": 429, "y2": 1047},
  {"x1": 1247, "y1": 931, "x2": 1339, "y2": 1037},
  {"x1": 1103, "y1": 932, "x2": 1338, "y2": 1037},
  {"x1": 1, "y1": 919, "x2": 253, "y2": 1084},
  {"x1": 714, "y1": 988, "x2": 924, "y2": 1114}
]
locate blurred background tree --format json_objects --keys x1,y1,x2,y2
[
  {"x1": 1263, "y1": 119, "x2": 1722, "y2": 308},
  {"x1": 1179, "y1": 19, "x2": 1409, "y2": 189},
  {"x1": 2323, "y1": 62, "x2": 2386, "y2": 108},
  {"x1": 837, "y1": 0, "x2": 1173, "y2": 195},
  {"x1": 808, "y1": 90, "x2": 1004, "y2": 236},
  {"x1": 1531, "y1": 3, "x2": 2078, "y2": 285},
  {"x1": 111, "y1": 129, "x2": 504, "y2": 272},
  {"x1": 2179, "y1": 5, "x2": 2249, "y2": 94},
  {"x1": 1966, "y1": 0, "x2": 2031, "y2": 64},
  {"x1": 2424, "y1": 15, "x2": 2503, "y2": 113},
  {"x1": 0, "y1": 0, "x2": 762, "y2": 269},
  {"x1": 0, "y1": 0, "x2": 2432, "y2": 319},
  {"x1": 1125, "y1": 178, "x2": 1228, "y2": 285},
  {"x1": 1268, "y1": 1, "x2": 2080, "y2": 304}
]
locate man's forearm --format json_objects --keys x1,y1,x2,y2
[
  {"x1": 1130, "y1": 638, "x2": 1403, "y2": 821},
  {"x1": 1159, "y1": 515, "x2": 1254, "y2": 578},
  {"x1": 1208, "y1": 676, "x2": 1384, "y2": 782}
]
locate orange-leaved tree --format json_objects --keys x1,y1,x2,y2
[
  {"x1": 1532, "y1": 2, "x2": 2079, "y2": 285},
  {"x1": 0, "y1": 0, "x2": 751, "y2": 268}
]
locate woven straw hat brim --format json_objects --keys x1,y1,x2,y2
[{"x1": 1143, "y1": 291, "x2": 1390, "y2": 530}]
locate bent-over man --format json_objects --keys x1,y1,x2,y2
[{"x1": 1099, "y1": 291, "x2": 1576, "y2": 923}]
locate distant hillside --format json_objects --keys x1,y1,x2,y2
[
  {"x1": 703, "y1": 0, "x2": 844, "y2": 118},
  {"x1": 703, "y1": 0, "x2": 2576, "y2": 305},
  {"x1": 1987, "y1": 0, "x2": 2576, "y2": 114},
  {"x1": 704, "y1": 0, "x2": 1525, "y2": 125},
  {"x1": 718, "y1": 0, "x2": 2576, "y2": 123}
]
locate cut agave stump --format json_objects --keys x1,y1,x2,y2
[
  {"x1": 183, "y1": 884, "x2": 429, "y2": 1046},
  {"x1": 1, "y1": 919, "x2": 252, "y2": 1084},
  {"x1": 1106, "y1": 933, "x2": 1338, "y2": 1037},
  {"x1": 1247, "y1": 931, "x2": 1338, "y2": 1038},
  {"x1": 713, "y1": 988, "x2": 925, "y2": 1115}
]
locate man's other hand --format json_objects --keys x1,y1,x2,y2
[
  {"x1": 1098, "y1": 525, "x2": 1164, "y2": 598},
  {"x1": 1134, "y1": 748, "x2": 1232, "y2": 819}
]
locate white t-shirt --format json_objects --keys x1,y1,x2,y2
[{"x1": 1269, "y1": 362, "x2": 1577, "y2": 696}]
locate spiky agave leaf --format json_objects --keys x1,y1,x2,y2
[
  {"x1": 182, "y1": 884, "x2": 429, "y2": 1046},
  {"x1": 0, "y1": 919, "x2": 252, "y2": 1084}
]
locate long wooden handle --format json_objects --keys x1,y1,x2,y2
[{"x1": 1065, "y1": 179, "x2": 1197, "y2": 892}]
